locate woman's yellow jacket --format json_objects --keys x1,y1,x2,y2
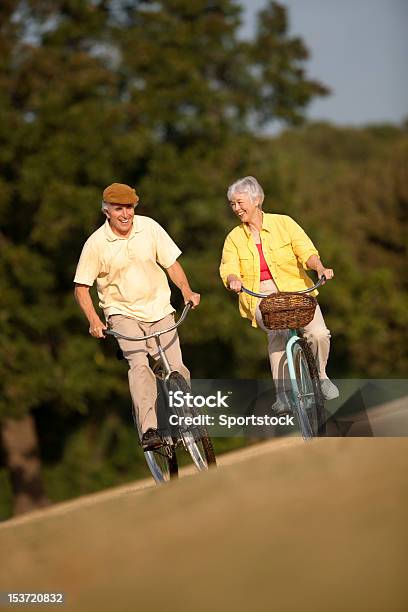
[{"x1": 219, "y1": 213, "x2": 319, "y2": 328}]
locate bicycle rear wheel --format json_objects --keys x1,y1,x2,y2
[
  {"x1": 131, "y1": 403, "x2": 178, "y2": 483},
  {"x1": 168, "y1": 372, "x2": 216, "y2": 470},
  {"x1": 292, "y1": 338, "x2": 326, "y2": 439}
]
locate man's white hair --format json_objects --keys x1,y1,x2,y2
[
  {"x1": 101, "y1": 200, "x2": 136, "y2": 214},
  {"x1": 227, "y1": 176, "x2": 265, "y2": 206}
]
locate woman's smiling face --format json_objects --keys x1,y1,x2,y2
[{"x1": 229, "y1": 191, "x2": 261, "y2": 224}]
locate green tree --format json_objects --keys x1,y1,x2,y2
[
  {"x1": 243, "y1": 123, "x2": 408, "y2": 377},
  {"x1": 0, "y1": 0, "x2": 328, "y2": 516}
]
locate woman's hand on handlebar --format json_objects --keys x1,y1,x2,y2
[
  {"x1": 227, "y1": 275, "x2": 242, "y2": 293},
  {"x1": 317, "y1": 267, "x2": 334, "y2": 284},
  {"x1": 306, "y1": 255, "x2": 334, "y2": 285}
]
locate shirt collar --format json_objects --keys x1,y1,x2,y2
[
  {"x1": 260, "y1": 212, "x2": 272, "y2": 232},
  {"x1": 104, "y1": 216, "x2": 142, "y2": 242},
  {"x1": 242, "y1": 212, "x2": 271, "y2": 237}
]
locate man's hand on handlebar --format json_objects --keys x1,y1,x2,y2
[
  {"x1": 89, "y1": 317, "x2": 107, "y2": 338},
  {"x1": 183, "y1": 289, "x2": 201, "y2": 308}
]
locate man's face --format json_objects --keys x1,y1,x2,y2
[{"x1": 105, "y1": 203, "x2": 135, "y2": 237}]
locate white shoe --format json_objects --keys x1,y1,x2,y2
[
  {"x1": 271, "y1": 398, "x2": 291, "y2": 415},
  {"x1": 320, "y1": 379, "x2": 339, "y2": 400}
]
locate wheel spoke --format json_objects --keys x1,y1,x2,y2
[
  {"x1": 131, "y1": 402, "x2": 178, "y2": 483},
  {"x1": 168, "y1": 373, "x2": 216, "y2": 471},
  {"x1": 292, "y1": 340, "x2": 323, "y2": 439}
]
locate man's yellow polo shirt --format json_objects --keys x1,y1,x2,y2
[
  {"x1": 219, "y1": 213, "x2": 319, "y2": 327},
  {"x1": 74, "y1": 216, "x2": 181, "y2": 322}
]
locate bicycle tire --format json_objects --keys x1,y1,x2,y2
[
  {"x1": 300, "y1": 338, "x2": 327, "y2": 436},
  {"x1": 168, "y1": 372, "x2": 217, "y2": 470},
  {"x1": 130, "y1": 402, "x2": 179, "y2": 483},
  {"x1": 292, "y1": 338, "x2": 326, "y2": 438}
]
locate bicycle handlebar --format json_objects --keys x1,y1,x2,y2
[
  {"x1": 105, "y1": 302, "x2": 192, "y2": 342},
  {"x1": 240, "y1": 275, "x2": 327, "y2": 299}
]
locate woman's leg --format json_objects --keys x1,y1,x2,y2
[
  {"x1": 255, "y1": 280, "x2": 291, "y2": 400},
  {"x1": 302, "y1": 304, "x2": 331, "y2": 379},
  {"x1": 302, "y1": 304, "x2": 339, "y2": 399}
]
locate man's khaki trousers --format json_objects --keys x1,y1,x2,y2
[
  {"x1": 255, "y1": 279, "x2": 331, "y2": 398},
  {"x1": 109, "y1": 313, "x2": 190, "y2": 433}
]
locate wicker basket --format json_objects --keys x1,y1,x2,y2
[{"x1": 259, "y1": 292, "x2": 317, "y2": 330}]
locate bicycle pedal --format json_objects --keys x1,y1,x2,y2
[
  {"x1": 141, "y1": 428, "x2": 165, "y2": 451},
  {"x1": 142, "y1": 440, "x2": 163, "y2": 451}
]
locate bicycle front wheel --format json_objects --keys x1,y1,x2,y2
[
  {"x1": 144, "y1": 447, "x2": 178, "y2": 483},
  {"x1": 131, "y1": 403, "x2": 178, "y2": 483},
  {"x1": 168, "y1": 372, "x2": 216, "y2": 471},
  {"x1": 292, "y1": 338, "x2": 326, "y2": 439}
]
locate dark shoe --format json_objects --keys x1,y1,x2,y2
[{"x1": 141, "y1": 428, "x2": 162, "y2": 450}]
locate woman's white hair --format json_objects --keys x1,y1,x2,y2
[{"x1": 227, "y1": 176, "x2": 265, "y2": 206}]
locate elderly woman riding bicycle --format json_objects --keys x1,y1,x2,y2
[{"x1": 219, "y1": 176, "x2": 339, "y2": 412}]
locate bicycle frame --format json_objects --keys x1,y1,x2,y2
[
  {"x1": 105, "y1": 302, "x2": 192, "y2": 382},
  {"x1": 105, "y1": 302, "x2": 216, "y2": 476},
  {"x1": 241, "y1": 277, "x2": 326, "y2": 438},
  {"x1": 105, "y1": 304, "x2": 192, "y2": 443}
]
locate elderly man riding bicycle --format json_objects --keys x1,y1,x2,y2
[
  {"x1": 74, "y1": 182, "x2": 200, "y2": 450},
  {"x1": 219, "y1": 176, "x2": 339, "y2": 413}
]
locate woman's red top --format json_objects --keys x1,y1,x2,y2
[{"x1": 256, "y1": 243, "x2": 273, "y2": 281}]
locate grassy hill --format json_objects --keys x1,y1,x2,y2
[{"x1": 1, "y1": 438, "x2": 407, "y2": 611}]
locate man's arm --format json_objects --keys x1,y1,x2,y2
[
  {"x1": 306, "y1": 254, "x2": 334, "y2": 283},
  {"x1": 74, "y1": 284, "x2": 107, "y2": 338},
  {"x1": 166, "y1": 261, "x2": 200, "y2": 308}
]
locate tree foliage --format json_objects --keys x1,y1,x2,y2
[
  {"x1": 247, "y1": 123, "x2": 408, "y2": 378},
  {"x1": 1, "y1": 0, "x2": 405, "y2": 517},
  {"x1": 0, "y1": 0, "x2": 327, "y2": 417}
]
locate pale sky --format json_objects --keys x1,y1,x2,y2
[{"x1": 241, "y1": 0, "x2": 408, "y2": 127}]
